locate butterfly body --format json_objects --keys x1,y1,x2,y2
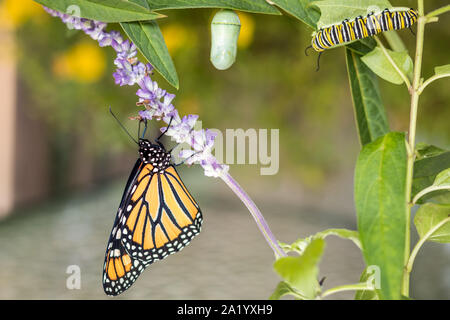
[
  {"x1": 103, "y1": 138, "x2": 202, "y2": 296},
  {"x1": 138, "y1": 139, "x2": 171, "y2": 171}
]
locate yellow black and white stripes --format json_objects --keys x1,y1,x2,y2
[{"x1": 312, "y1": 8, "x2": 418, "y2": 52}]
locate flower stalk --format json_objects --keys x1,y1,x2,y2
[{"x1": 220, "y1": 172, "x2": 287, "y2": 258}]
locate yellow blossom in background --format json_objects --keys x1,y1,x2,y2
[
  {"x1": 52, "y1": 40, "x2": 106, "y2": 83},
  {"x1": 237, "y1": 12, "x2": 255, "y2": 49},
  {"x1": 161, "y1": 23, "x2": 197, "y2": 55},
  {"x1": 0, "y1": 0, "x2": 45, "y2": 30}
]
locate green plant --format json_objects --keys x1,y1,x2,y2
[{"x1": 270, "y1": 0, "x2": 450, "y2": 300}]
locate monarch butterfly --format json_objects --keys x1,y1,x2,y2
[
  {"x1": 307, "y1": 8, "x2": 418, "y2": 70},
  {"x1": 102, "y1": 115, "x2": 202, "y2": 296}
]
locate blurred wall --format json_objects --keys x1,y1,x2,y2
[
  {"x1": 0, "y1": 26, "x2": 135, "y2": 218},
  {"x1": 14, "y1": 77, "x2": 51, "y2": 207},
  {"x1": 0, "y1": 28, "x2": 15, "y2": 217}
]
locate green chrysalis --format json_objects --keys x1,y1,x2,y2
[{"x1": 210, "y1": 10, "x2": 241, "y2": 70}]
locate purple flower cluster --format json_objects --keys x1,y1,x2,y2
[
  {"x1": 44, "y1": 6, "x2": 229, "y2": 178},
  {"x1": 43, "y1": 6, "x2": 107, "y2": 41},
  {"x1": 44, "y1": 7, "x2": 152, "y2": 87},
  {"x1": 136, "y1": 77, "x2": 227, "y2": 177}
]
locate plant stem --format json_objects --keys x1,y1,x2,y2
[
  {"x1": 401, "y1": 0, "x2": 426, "y2": 297},
  {"x1": 412, "y1": 185, "x2": 450, "y2": 205},
  {"x1": 374, "y1": 36, "x2": 411, "y2": 90},
  {"x1": 426, "y1": 5, "x2": 450, "y2": 19},
  {"x1": 418, "y1": 72, "x2": 450, "y2": 94},
  {"x1": 220, "y1": 172, "x2": 287, "y2": 258},
  {"x1": 321, "y1": 283, "x2": 373, "y2": 299},
  {"x1": 406, "y1": 217, "x2": 450, "y2": 274}
]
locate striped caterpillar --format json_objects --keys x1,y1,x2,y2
[{"x1": 307, "y1": 8, "x2": 418, "y2": 69}]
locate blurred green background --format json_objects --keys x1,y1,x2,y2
[{"x1": 0, "y1": 0, "x2": 449, "y2": 299}]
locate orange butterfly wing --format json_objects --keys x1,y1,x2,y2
[
  {"x1": 102, "y1": 160, "x2": 151, "y2": 296},
  {"x1": 120, "y1": 163, "x2": 202, "y2": 263}
]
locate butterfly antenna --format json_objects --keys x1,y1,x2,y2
[
  {"x1": 157, "y1": 116, "x2": 174, "y2": 141},
  {"x1": 109, "y1": 107, "x2": 138, "y2": 145}
]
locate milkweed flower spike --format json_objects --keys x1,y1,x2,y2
[{"x1": 43, "y1": 6, "x2": 286, "y2": 258}]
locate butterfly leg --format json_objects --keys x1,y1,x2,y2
[
  {"x1": 138, "y1": 118, "x2": 148, "y2": 139},
  {"x1": 173, "y1": 150, "x2": 201, "y2": 167},
  {"x1": 157, "y1": 116, "x2": 174, "y2": 142}
]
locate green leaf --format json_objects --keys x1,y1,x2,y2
[
  {"x1": 279, "y1": 228, "x2": 360, "y2": 255},
  {"x1": 434, "y1": 64, "x2": 450, "y2": 76},
  {"x1": 144, "y1": 0, "x2": 280, "y2": 14},
  {"x1": 432, "y1": 193, "x2": 450, "y2": 205},
  {"x1": 128, "y1": 0, "x2": 151, "y2": 8},
  {"x1": 346, "y1": 37, "x2": 377, "y2": 55},
  {"x1": 34, "y1": 0, "x2": 164, "y2": 22},
  {"x1": 361, "y1": 47, "x2": 413, "y2": 85},
  {"x1": 268, "y1": 0, "x2": 319, "y2": 28},
  {"x1": 312, "y1": 0, "x2": 392, "y2": 30},
  {"x1": 355, "y1": 132, "x2": 407, "y2": 300},
  {"x1": 434, "y1": 168, "x2": 450, "y2": 186},
  {"x1": 273, "y1": 238, "x2": 325, "y2": 300},
  {"x1": 415, "y1": 143, "x2": 445, "y2": 160},
  {"x1": 269, "y1": 281, "x2": 307, "y2": 300},
  {"x1": 414, "y1": 203, "x2": 450, "y2": 243},
  {"x1": 412, "y1": 151, "x2": 450, "y2": 202},
  {"x1": 345, "y1": 49, "x2": 390, "y2": 146},
  {"x1": 414, "y1": 151, "x2": 450, "y2": 178},
  {"x1": 314, "y1": 228, "x2": 362, "y2": 249},
  {"x1": 413, "y1": 168, "x2": 450, "y2": 204},
  {"x1": 121, "y1": 21, "x2": 179, "y2": 89},
  {"x1": 354, "y1": 267, "x2": 380, "y2": 300},
  {"x1": 278, "y1": 239, "x2": 308, "y2": 255}
]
